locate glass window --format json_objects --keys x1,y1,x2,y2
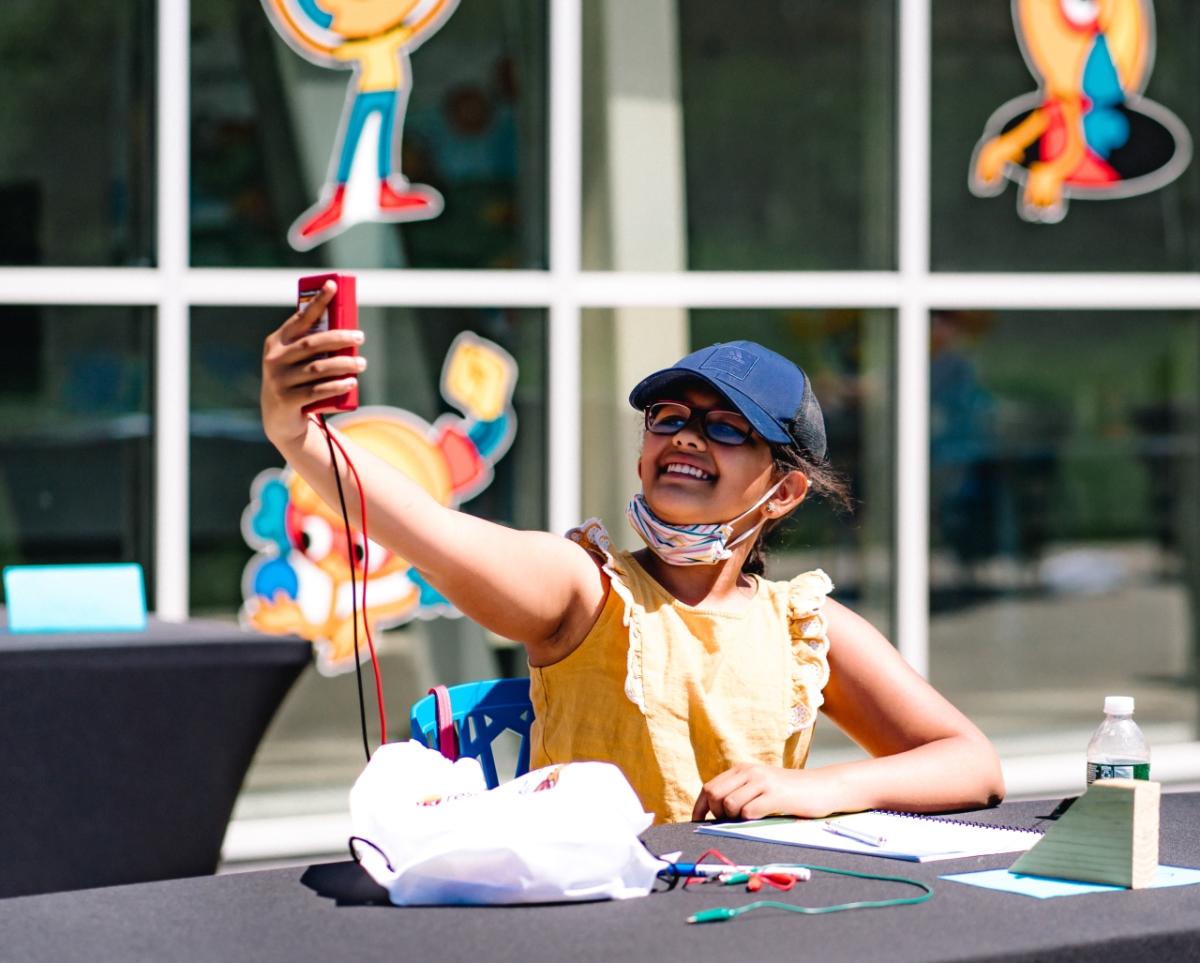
[
  {"x1": 189, "y1": 306, "x2": 286, "y2": 615},
  {"x1": 0, "y1": 1, "x2": 155, "y2": 266},
  {"x1": 582, "y1": 0, "x2": 896, "y2": 271},
  {"x1": 190, "y1": 1, "x2": 547, "y2": 269},
  {"x1": 0, "y1": 305, "x2": 153, "y2": 583},
  {"x1": 194, "y1": 306, "x2": 547, "y2": 815},
  {"x1": 580, "y1": 308, "x2": 895, "y2": 634},
  {"x1": 928, "y1": 309, "x2": 1200, "y2": 754},
  {"x1": 932, "y1": 0, "x2": 1200, "y2": 272}
]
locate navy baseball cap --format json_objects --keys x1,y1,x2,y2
[{"x1": 628, "y1": 341, "x2": 827, "y2": 461}]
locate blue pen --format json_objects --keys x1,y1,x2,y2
[{"x1": 824, "y1": 820, "x2": 887, "y2": 847}]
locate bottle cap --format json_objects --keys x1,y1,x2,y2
[{"x1": 1104, "y1": 695, "x2": 1135, "y2": 716}]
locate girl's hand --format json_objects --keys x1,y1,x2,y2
[
  {"x1": 260, "y1": 280, "x2": 366, "y2": 452},
  {"x1": 692, "y1": 763, "x2": 845, "y2": 822}
]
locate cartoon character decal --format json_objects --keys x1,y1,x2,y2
[
  {"x1": 970, "y1": 0, "x2": 1190, "y2": 223},
  {"x1": 261, "y1": 0, "x2": 459, "y2": 250},
  {"x1": 241, "y1": 333, "x2": 518, "y2": 675}
]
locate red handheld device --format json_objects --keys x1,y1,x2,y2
[{"x1": 299, "y1": 272, "x2": 359, "y2": 414}]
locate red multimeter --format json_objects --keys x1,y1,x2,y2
[{"x1": 299, "y1": 272, "x2": 359, "y2": 415}]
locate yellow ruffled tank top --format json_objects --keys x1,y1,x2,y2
[{"x1": 529, "y1": 519, "x2": 833, "y2": 824}]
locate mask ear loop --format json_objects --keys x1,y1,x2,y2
[{"x1": 724, "y1": 477, "x2": 787, "y2": 551}]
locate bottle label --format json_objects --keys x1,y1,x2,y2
[{"x1": 1087, "y1": 763, "x2": 1150, "y2": 784}]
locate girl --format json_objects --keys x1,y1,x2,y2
[{"x1": 261, "y1": 282, "x2": 1005, "y2": 824}]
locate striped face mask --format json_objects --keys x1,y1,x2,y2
[{"x1": 625, "y1": 480, "x2": 783, "y2": 566}]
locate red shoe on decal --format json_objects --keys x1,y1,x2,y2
[
  {"x1": 378, "y1": 180, "x2": 443, "y2": 220},
  {"x1": 297, "y1": 185, "x2": 347, "y2": 240}
]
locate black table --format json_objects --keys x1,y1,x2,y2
[
  {"x1": 1, "y1": 794, "x2": 1197, "y2": 961},
  {"x1": 0, "y1": 617, "x2": 310, "y2": 898}
]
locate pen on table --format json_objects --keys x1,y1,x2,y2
[
  {"x1": 666, "y1": 862, "x2": 812, "y2": 879},
  {"x1": 823, "y1": 820, "x2": 887, "y2": 848}
]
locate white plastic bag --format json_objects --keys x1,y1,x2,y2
[{"x1": 348, "y1": 741, "x2": 665, "y2": 905}]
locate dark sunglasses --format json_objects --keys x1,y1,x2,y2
[{"x1": 644, "y1": 401, "x2": 755, "y2": 446}]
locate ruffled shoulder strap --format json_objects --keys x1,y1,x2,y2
[
  {"x1": 564, "y1": 518, "x2": 647, "y2": 714},
  {"x1": 787, "y1": 568, "x2": 834, "y2": 733},
  {"x1": 565, "y1": 517, "x2": 614, "y2": 564}
]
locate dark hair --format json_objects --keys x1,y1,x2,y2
[{"x1": 741, "y1": 443, "x2": 853, "y2": 577}]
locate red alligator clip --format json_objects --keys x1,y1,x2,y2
[{"x1": 748, "y1": 872, "x2": 797, "y2": 892}]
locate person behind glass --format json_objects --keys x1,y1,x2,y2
[{"x1": 261, "y1": 282, "x2": 1005, "y2": 824}]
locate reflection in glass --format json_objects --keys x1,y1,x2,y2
[
  {"x1": 189, "y1": 307, "x2": 283, "y2": 614},
  {"x1": 0, "y1": 1, "x2": 154, "y2": 266},
  {"x1": 0, "y1": 306, "x2": 153, "y2": 584},
  {"x1": 582, "y1": 0, "x2": 896, "y2": 271},
  {"x1": 932, "y1": 0, "x2": 1200, "y2": 272},
  {"x1": 929, "y1": 310, "x2": 1200, "y2": 752},
  {"x1": 190, "y1": 0, "x2": 547, "y2": 269}
]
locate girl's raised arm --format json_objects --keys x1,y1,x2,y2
[{"x1": 261, "y1": 283, "x2": 607, "y2": 660}]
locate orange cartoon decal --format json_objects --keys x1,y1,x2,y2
[
  {"x1": 241, "y1": 333, "x2": 518, "y2": 675},
  {"x1": 970, "y1": 0, "x2": 1190, "y2": 223},
  {"x1": 261, "y1": 0, "x2": 459, "y2": 250}
]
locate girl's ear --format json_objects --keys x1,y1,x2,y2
[{"x1": 769, "y1": 470, "x2": 809, "y2": 516}]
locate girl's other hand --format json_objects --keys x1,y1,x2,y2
[
  {"x1": 260, "y1": 280, "x2": 366, "y2": 452},
  {"x1": 691, "y1": 763, "x2": 844, "y2": 822}
]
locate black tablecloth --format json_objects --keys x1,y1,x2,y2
[
  {"x1": 0, "y1": 617, "x2": 310, "y2": 898},
  {"x1": 1, "y1": 794, "x2": 1197, "y2": 962}
]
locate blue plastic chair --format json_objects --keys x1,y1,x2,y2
[{"x1": 408, "y1": 678, "x2": 533, "y2": 789}]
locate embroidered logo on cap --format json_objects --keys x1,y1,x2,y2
[{"x1": 700, "y1": 344, "x2": 757, "y2": 382}]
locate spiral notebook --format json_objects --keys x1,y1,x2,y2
[{"x1": 696, "y1": 811, "x2": 1043, "y2": 863}]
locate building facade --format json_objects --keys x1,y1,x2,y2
[{"x1": 2, "y1": 1, "x2": 1198, "y2": 851}]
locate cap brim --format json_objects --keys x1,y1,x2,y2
[{"x1": 628, "y1": 369, "x2": 792, "y2": 445}]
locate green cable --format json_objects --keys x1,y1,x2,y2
[{"x1": 686, "y1": 862, "x2": 934, "y2": 924}]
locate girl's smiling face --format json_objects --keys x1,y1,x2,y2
[{"x1": 636, "y1": 381, "x2": 778, "y2": 526}]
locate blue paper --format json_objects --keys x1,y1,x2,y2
[
  {"x1": 941, "y1": 865, "x2": 1200, "y2": 899},
  {"x1": 3, "y1": 564, "x2": 147, "y2": 633}
]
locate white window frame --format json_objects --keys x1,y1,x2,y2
[{"x1": 0, "y1": 0, "x2": 1197, "y2": 795}]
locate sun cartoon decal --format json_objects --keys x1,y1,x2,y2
[
  {"x1": 241, "y1": 332, "x2": 518, "y2": 675},
  {"x1": 970, "y1": 0, "x2": 1190, "y2": 223}
]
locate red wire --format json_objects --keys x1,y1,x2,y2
[
  {"x1": 684, "y1": 847, "x2": 737, "y2": 888},
  {"x1": 311, "y1": 416, "x2": 388, "y2": 745}
]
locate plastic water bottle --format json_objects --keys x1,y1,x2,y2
[{"x1": 1085, "y1": 696, "x2": 1150, "y2": 785}]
